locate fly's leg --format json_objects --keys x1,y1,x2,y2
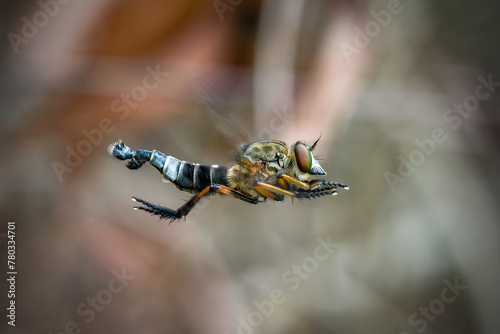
[
  {"x1": 254, "y1": 182, "x2": 293, "y2": 200},
  {"x1": 109, "y1": 140, "x2": 153, "y2": 170},
  {"x1": 132, "y1": 197, "x2": 183, "y2": 221},
  {"x1": 309, "y1": 179, "x2": 349, "y2": 190},
  {"x1": 132, "y1": 185, "x2": 258, "y2": 222},
  {"x1": 276, "y1": 174, "x2": 349, "y2": 198},
  {"x1": 251, "y1": 174, "x2": 349, "y2": 201},
  {"x1": 295, "y1": 180, "x2": 349, "y2": 199},
  {"x1": 279, "y1": 174, "x2": 310, "y2": 190},
  {"x1": 212, "y1": 185, "x2": 260, "y2": 204},
  {"x1": 132, "y1": 186, "x2": 214, "y2": 222},
  {"x1": 279, "y1": 174, "x2": 349, "y2": 191},
  {"x1": 254, "y1": 184, "x2": 281, "y2": 200}
]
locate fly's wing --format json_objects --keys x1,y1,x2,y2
[{"x1": 191, "y1": 77, "x2": 252, "y2": 144}]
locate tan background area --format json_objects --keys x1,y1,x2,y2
[{"x1": 1, "y1": 0, "x2": 499, "y2": 333}]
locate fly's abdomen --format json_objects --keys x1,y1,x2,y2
[{"x1": 149, "y1": 150, "x2": 228, "y2": 192}]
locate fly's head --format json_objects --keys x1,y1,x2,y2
[{"x1": 292, "y1": 136, "x2": 326, "y2": 180}]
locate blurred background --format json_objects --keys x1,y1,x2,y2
[{"x1": 1, "y1": 0, "x2": 499, "y2": 333}]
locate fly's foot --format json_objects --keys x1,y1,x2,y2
[
  {"x1": 131, "y1": 197, "x2": 182, "y2": 222},
  {"x1": 310, "y1": 180, "x2": 349, "y2": 191},
  {"x1": 334, "y1": 182, "x2": 349, "y2": 190},
  {"x1": 295, "y1": 180, "x2": 349, "y2": 199}
]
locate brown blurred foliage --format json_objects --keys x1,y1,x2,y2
[{"x1": 0, "y1": 0, "x2": 499, "y2": 333}]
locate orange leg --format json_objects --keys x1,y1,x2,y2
[
  {"x1": 256, "y1": 182, "x2": 295, "y2": 197},
  {"x1": 132, "y1": 185, "x2": 215, "y2": 221},
  {"x1": 277, "y1": 177, "x2": 288, "y2": 190},
  {"x1": 194, "y1": 185, "x2": 212, "y2": 201},
  {"x1": 132, "y1": 184, "x2": 258, "y2": 221},
  {"x1": 254, "y1": 185, "x2": 278, "y2": 200},
  {"x1": 280, "y1": 174, "x2": 310, "y2": 190},
  {"x1": 212, "y1": 185, "x2": 259, "y2": 204}
]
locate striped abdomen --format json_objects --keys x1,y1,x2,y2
[{"x1": 149, "y1": 150, "x2": 228, "y2": 193}]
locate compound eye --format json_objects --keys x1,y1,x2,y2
[{"x1": 294, "y1": 143, "x2": 312, "y2": 173}]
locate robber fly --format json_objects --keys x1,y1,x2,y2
[{"x1": 109, "y1": 137, "x2": 349, "y2": 221}]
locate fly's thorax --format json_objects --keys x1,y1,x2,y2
[
  {"x1": 227, "y1": 163, "x2": 267, "y2": 202},
  {"x1": 265, "y1": 161, "x2": 283, "y2": 174},
  {"x1": 240, "y1": 140, "x2": 289, "y2": 163},
  {"x1": 227, "y1": 158, "x2": 264, "y2": 190},
  {"x1": 227, "y1": 164, "x2": 241, "y2": 190}
]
